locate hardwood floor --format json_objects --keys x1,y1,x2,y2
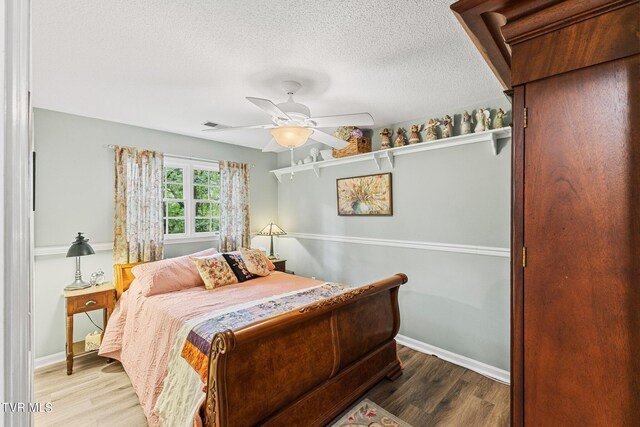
[
  {"x1": 34, "y1": 356, "x2": 147, "y2": 427},
  {"x1": 34, "y1": 345, "x2": 509, "y2": 426},
  {"x1": 362, "y1": 345, "x2": 510, "y2": 426}
]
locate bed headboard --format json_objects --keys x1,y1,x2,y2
[{"x1": 113, "y1": 261, "x2": 144, "y2": 299}]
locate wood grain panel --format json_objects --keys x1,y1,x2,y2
[
  {"x1": 262, "y1": 341, "x2": 399, "y2": 427},
  {"x1": 336, "y1": 292, "x2": 395, "y2": 370},
  {"x1": 224, "y1": 314, "x2": 335, "y2": 426},
  {"x1": 69, "y1": 292, "x2": 109, "y2": 314},
  {"x1": 510, "y1": 85, "x2": 525, "y2": 427},
  {"x1": 511, "y1": 2, "x2": 640, "y2": 85},
  {"x1": 113, "y1": 261, "x2": 143, "y2": 299},
  {"x1": 207, "y1": 274, "x2": 407, "y2": 427},
  {"x1": 523, "y1": 55, "x2": 640, "y2": 425},
  {"x1": 501, "y1": 0, "x2": 635, "y2": 44}
]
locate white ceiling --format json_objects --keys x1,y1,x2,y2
[{"x1": 32, "y1": 0, "x2": 503, "y2": 150}]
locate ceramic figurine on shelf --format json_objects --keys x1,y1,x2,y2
[
  {"x1": 425, "y1": 118, "x2": 440, "y2": 141},
  {"x1": 303, "y1": 156, "x2": 313, "y2": 164},
  {"x1": 394, "y1": 128, "x2": 406, "y2": 147},
  {"x1": 494, "y1": 108, "x2": 505, "y2": 128},
  {"x1": 380, "y1": 128, "x2": 392, "y2": 150},
  {"x1": 408, "y1": 124, "x2": 423, "y2": 144},
  {"x1": 461, "y1": 111, "x2": 472, "y2": 134},
  {"x1": 475, "y1": 109, "x2": 491, "y2": 132},
  {"x1": 310, "y1": 147, "x2": 320, "y2": 162},
  {"x1": 484, "y1": 109, "x2": 492, "y2": 130},
  {"x1": 474, "y1": 109, "x2": 485, "y2": 132},
  {"x1": 442, "y1": 115, "x2": 454, "y2": 138}
]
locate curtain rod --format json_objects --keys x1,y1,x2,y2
[{"x1": 105, "y1": 144, "x2": 255, "y2": 167}]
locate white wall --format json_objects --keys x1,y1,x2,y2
[
  {"x1": 0, "y1": 0, "x2": 6, "y2": 409},
  {"x1": 33, "y1": 109, "x2": 277, "y2": 359},
  {"x1": 276, "y1": 97, "x2": 512, "y2": 371}
]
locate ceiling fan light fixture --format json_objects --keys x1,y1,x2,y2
[{"x1": 270, "y1": 126, "x2": 312, "y2": 148}]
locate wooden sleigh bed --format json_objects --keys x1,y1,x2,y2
[{"x1": 113, "y1": 262, "x2": 408, "y2": 427}]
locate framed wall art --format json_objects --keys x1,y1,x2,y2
[{"x1": 336, "y1": 172, "x2": 392, "y2": 216}]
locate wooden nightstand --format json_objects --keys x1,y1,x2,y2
[
  {"x1": 271, "y1": 259, "x2": 286, "y2": 272},
  {"x1": 63, "y1": 282, "x2": 115, "y2": 375}
]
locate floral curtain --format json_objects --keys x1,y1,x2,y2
[
  {"x1": 219, "y1": 161, "x2": 251, "y2": 252},
  {"x1": 113, "y1": 146, "x2": 164, "y2": 263}
]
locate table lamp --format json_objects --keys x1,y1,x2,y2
[
  {"x1": 257, "y1": 223, "x2": 286, "y2": 259},
  {"x1": 64, "y1": 232, "x2": 95, "y2": 291}
]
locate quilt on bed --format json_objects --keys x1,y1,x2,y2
[
  {"x1": 100, "y1": 271, "x2": 327, "y2": 427},
  {"x1": 180, "y1": 282, "x2": 355, "y2": 382},
  {"x1": 100, "y1": 271, "x2": 368, "y2": 427}
]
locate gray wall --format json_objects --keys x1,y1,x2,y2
[
  {"x1": 33, "y1": 109, "x2": 278, "y2": 358},
  {"x1": 34, "y1": 97, "x2": 513, "y2": 373},
  {"x1": 276, "y1": 97, "x2": 512, "y2": 371}
]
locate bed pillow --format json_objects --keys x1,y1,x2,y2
[
  {"x1": 239, "y1": 248, "x2": 271, "y2": 276},
  {"x1": 192, "y1": 254, "x2": 238, "y2": 290},
  {"x1": 132, "y1": 248, "x2": 218, "y2": 296},
  {"x1": 222, "y1": 252, "x2": 257, "y2": 282},
  {"x1": 261, "y1": 252, "x2": 276, "y2": 271}
]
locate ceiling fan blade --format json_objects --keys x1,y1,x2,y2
[
  {"x1": 307, "y1": 112, "x2": 374, "y2": 128},
  {"x1": 202, "y1": 123, "x2": 275, "y2": 132},
  {"x1": 309, "y1": 129, "x2": 350, "y2": 149},
  {"x1": 246, "y1": 97, "x2": 291, "y2": 121},
  {"x1": 262, "y1": 138, "x2": 281, "y2": 153}
]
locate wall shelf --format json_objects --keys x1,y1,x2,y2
[{"x1": 270, "y1": 127, "x2": 512, "y2": 182}]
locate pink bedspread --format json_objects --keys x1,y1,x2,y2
[{"x1": 99, "y1": 272, "x2": 322, "y2": 427}]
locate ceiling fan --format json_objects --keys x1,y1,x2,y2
[{"x1": 202, "y1": 81, "x2": 374, "y2": 152}]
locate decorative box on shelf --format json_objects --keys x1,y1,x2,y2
[{"x1": 332, "y1": 136, "x2": 372, "y2": 158}]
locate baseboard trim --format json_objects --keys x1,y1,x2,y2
[
  {"x1": 285, "y1": 232, "x2": 509, "y2": 258},
  {"x1": 34, "y1": 351, "x2": 66, "y2": 370},
  {"x1": 396, "y1": 334, "x2": 510, "y2": 384}
]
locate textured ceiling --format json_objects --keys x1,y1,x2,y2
[{"x1": 32, "y1": 0, "x2": 503, "y2": 150}]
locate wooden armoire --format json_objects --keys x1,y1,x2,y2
[{"x1": 451, "y1": 1, "x2": 639, "y2": 425}]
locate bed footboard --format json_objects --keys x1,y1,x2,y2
[{"x1": 203, "y1": 273, "x2": 408, "y2": 427}]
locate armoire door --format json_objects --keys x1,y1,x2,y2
[{"x1": 523, "y1": 55, "x2": 639, "y2": 426}]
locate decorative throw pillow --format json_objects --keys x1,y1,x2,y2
[
  {"x1": 192, "y1": 254, "x2": 238, "y2": 290},
  {"x1": 239, "y1": 248, "x2": 271, "y2": 277},
  {"x1": 222, "y1": 252, "x2": 257, "y2": 282},
  {"x1": 261, "y1": 252, "x2": 276, "y2": 271}
]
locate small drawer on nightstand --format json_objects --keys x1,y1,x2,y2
[{"x1": 70, "y1": 292, "x2": 109, "y2": 313}]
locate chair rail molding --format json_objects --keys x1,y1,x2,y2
[
  {"x1": 34, "y1": 242, "x2": 114, "y2": 257},
  {"x1": 34, "y1": 236, "x2": 226, "y2": 257},
  {"x1": 284, "y1": 232, "x2": 509, "y2": 258}
]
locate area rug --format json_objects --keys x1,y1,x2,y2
[{"x1": 330, "y1": 398, "x2": 413, "y2": 427}]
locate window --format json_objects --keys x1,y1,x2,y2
[{"x1": 163, "y1": 157, "x2": 220, "y2": 242}]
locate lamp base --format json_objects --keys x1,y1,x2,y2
[
  {"x1": 64, "y1": 279, "x2": 92, "y2": 291},
  {"x1": 267, "y1": 255, "x2": 278, "y2": 260}
]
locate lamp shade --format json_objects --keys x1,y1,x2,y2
[
  {"x1": 257, "y1": 223, "x2": 286, "y2": 236},
  {"x1": 66, "y1": 232, "x2": 95, "y2": 257},
  {"x1": 270, "y1": 126, "x2": 312, "y2": 148}
]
